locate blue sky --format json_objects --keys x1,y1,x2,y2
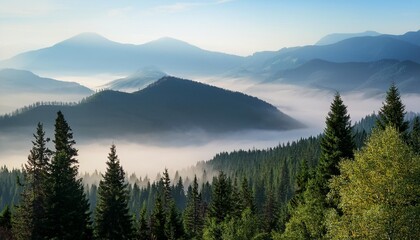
[{"x1": 1, "y1": 0, "x2": 420, "y2": 59}]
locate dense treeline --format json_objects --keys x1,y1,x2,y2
[{"x1": 0, "y1": 84, "x2": 419, "y2": 239}]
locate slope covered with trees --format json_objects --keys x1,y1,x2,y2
[
  {"x1": 0, "y1": 84, "x2": 419, "y2": 239},
  {"x1": 0, "y1": 76, "x2": 303, "y2": 139}
]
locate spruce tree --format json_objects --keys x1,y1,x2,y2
[
  {"x1": 0, "y1": 205, "x2": 12, "y2": 239},
  {"x1": 138, "y1": 206, "x2": 150, "y2": 240},
  {"x1": 410, "y1": 116, "x2": 420, "y2": 154},
  {"x1": 317, "y1": 92, "x2": 354, "y2": 195},
  {"x1": 44, "y1": 111, "x2": 91, "y2": 239},
  {"x1": 377, "y1": 83, "x2": 409, "y2": 136},
  {"x1": 208, "y1": 171, "x2": 232, "y2": 224},
  {"x1": 12, "y1": 123, "x2": 50, "y2": 240},
  {"x1": 183, "y1": 175, "x2": 204, "y2": 239},
  {"x1": 94, "y1": 144, "x2": 134, "y2": 239},
  {"x1": 281, "y1": 93, "x2": 354, "y2": 239},
  {"x1": 240, "y1": 177, "x2": 255, "y2": 213},
  {"x1": 150, "y1": 194, "x2": 166, "y2": 240}
]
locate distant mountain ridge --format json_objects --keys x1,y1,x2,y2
[
  {"x1": 316, "y1": 31, "x2": 381, "y2": 45},
  {"x1": 101, "y1": 67, "x2": 167, "y2": 92},
  {"x1": 265, "y1": 59, "x2": 420, "y2": 93},
  {"x1": 0, "y1": 68, "x2": 93, "y2": 94},
  {"x1": 0, "y1": 33, "x2": 244, "y2": 76},
  {"x1": 0, "y1": 76, "x2": 303, "y2": 138}
]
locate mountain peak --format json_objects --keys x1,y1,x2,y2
[
  {"x1": 143, "y1": 37, "x2": 200, "y2": 50},
  {"x1": 316, "y1": 31, "x2": 381, "y2": 45},
  {"x1": 55, "y1": 32, "x2": 115, "y2": 47}
]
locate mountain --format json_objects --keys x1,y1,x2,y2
[
  {"x1": 0, "y1": 33, "x2": 244, "y2": 76},
  {"x1": 0, "y1": 68, "x2": 93, "y2": 94},
  {"x1": 0, "y1": 76, "x2": 303, "y2": 138},
  {"x1": 387, "y1": 29, "x2": 420, "y2": 46},
  {"x1": 315, "y1": 31, "x2": 381, "y2": 45},
  {"x1": 242, "y1": 30, "x2": 420, "y2": 77},
  {"x1": 265, "y1": 59, "x2": 420, "y2": 93},
  {"x1": 101, "y1": 67, "x2": 167, "y2": 92}
]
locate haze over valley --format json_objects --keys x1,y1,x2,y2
[{"x1": 2, "y1": 28, "x2": 420, "y2": 176}]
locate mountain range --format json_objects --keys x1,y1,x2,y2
[
  {"x1": 0, "y1": 33, "x2": 243, "y2": 76},
  {"x1": 2, "y1": 30, "x2": 420, "y2": 81},
  {"x1": 0, "y1": 68, "x2": 92, "y2": 94},
  {"x1": 265, "y1": 59, "x2": 420, "y2": 93},
  {"x1": 0, "y1": 76, "x2": 303, "y2": 139}
]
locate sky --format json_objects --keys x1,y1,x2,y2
[{"x1": 1, "y1": 0, "x2": 420, "y2": 60}]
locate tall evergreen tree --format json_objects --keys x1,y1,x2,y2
[
  {"x1": 317, "y1": 92, "x2": 355, "y2": 195},
  {"x1": 410, "y1": 116, "x2": 420, "y2": 154},
  {"x1": 165, "y1": 202, "x2": 185, "y2": 240},
  {"x1": 94, "y1": 144, "x2": 134, "y2": 239},
  {"x1": 0, "y1": 205, "x2": 12, "y2": 240},
  {"x1": 376, "y1": 83, "x2": 409, "y2": 136},
  {"x1": 240, "y1": 177, "x2": 255, "y2": 213},
  {"x1": 44, "y1": 111, "x2": 91, "y2": 239},
  {"x1": 208, "y1": 171, "x2": 232, "y2": 224},
  {"x1": 150, "y1": 194, "x2": 166, "y2": 240},
  {"x1": 12, "y1": 123, "x2": 50, "y2": 240},
  {"x1": 281, "y1": 93, "x2": 354, "y2": 239},
  {"x1": 184, "y1": 175, "x2": 204, "y2": 239},
  {"x1": 137, "y1": 206, "x2": 150, "y2": 240}
]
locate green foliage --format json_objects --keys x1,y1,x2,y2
[
  {"x1": 94, "y1": 145, "x2": 134, "y2": 239},
  {"x1": 280, "y1": 93, "x2": 355, "y2": 239},
  {"x1": 150, "y1": 195, "x2": 166, "y2": 240},
  {"x1": 208, "y1": 171, "x2": 233, "y2": 224},
  {"x1": 137, "y1": 206, "x2": 150, "y2": 240},
  {"x1": 44, "y1": 111, "x2": 91, "y2": 239},
  {"x1": 410, "y1": 115, "x2": 420, "y2": 154},
  {"x1": 0, "y1": 205, "x2": 12, "y2": 239},
  {"x1": 221, "y1": 208, "x2": 257, "y2": 240},
  {"x1": 377, "y1": 83, "x2": 409, "y2": 136},
  {"x1": 327, "y1": 126, "x2": 420, "y2": 239},
  {"x1": 317, "y1": 92, "x2": 354, "y2": 195},
  {"x1": 183, "y1": 175, "x2": 204, "y2": 239},
  {"x1": 12, "y1": 123, "x2": 50, "y2": 240}
]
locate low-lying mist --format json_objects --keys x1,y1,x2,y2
[{"x1": 2, "y1": 76, "x2": 420, "y2": 181}]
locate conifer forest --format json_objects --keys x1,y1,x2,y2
[{"x1": 0, "y1": 84, "x2": 419, "y2": 240}]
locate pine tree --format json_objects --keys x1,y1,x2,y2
[
  {"x1": 317, "y1": 92, "x2": 354, "y2": 195},
  {"x1": 410, "y1": 116, "x2": 420, "y2": 154},
  {"x1": 138, "y1": 206, "x2": 150, "y2": 240},
  {"x1": 240, "y1": 177, "x2": 255, "y2": 213},
  {"x1": 0, "y1": 205, "x2": 12, "y2": 240},
  {"x1": 262, "y1": 189, "x2": 279, "y2": 233},
  {"x1": 208, "y1": 171, "x2": 232, "y2": 223},
  {"x1": 281, "y1": 93, "x2": 354, "y2": 239},
  {"x1": 150, "y1": 194, "x2": 166, "y2": 240},
  {"x1": 377, "y1": 83, "x2": 409, "y2": 136},
  {"x1": 184, "y1": 175, "x2": 204, "y2": 239},
  {"x1": 94, "y1": 144, "x2": 134, "y2": 239},
  {"x1": 44, "y1": 111, "x2": 91, "y2": 239},
  {"x1": 12, "y1": 123, "x2": 50, "y2": 240},
  {"x1": 165, "y1": 202, "x2": 185, "y2": 240}
]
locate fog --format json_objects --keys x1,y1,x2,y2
[{"x1": 1, "y1": 76, "x2": 420, "y2": 180}]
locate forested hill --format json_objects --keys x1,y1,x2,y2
[{"x1": 0, "y1": 76, "x2": 303, "y2": 138}]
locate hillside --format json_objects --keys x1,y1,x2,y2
[
  {"x1": 101, "y1": 67, "x2": 167, "y2": 92},
  {"x1": 0, "y1": 68, "x2": 93, "y2": 94},
  {"x1": 0, "y1": 76, "x2": 303, "y2": 138}
]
